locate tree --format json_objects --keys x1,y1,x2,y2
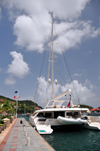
[
  {"x1": 0, "y1": 104, "x2": 3, "y2": 120},
  {"x1": 0, "y1": 104, "x2": 3, "y2": 114},
  {"x1": 10, "y1": 103, "x2": 16, "y2": 115},
  {"x1": 2, "y1": 100, "x2": 16, "y2": 115}
]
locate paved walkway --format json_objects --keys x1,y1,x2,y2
[
  {"x1": 0, "y1": 118, "x2": 55, "y2": 151},
  {"x1": 0, "y1": 119, "x2": 17, "y2": 144}
]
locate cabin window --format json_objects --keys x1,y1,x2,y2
[
  {"x1": 44, "y1": 112, "x2": 52, "y2": 118},
  {"x1": 74, "y1": 112, "x2": 79, "y2": 115},
  {"x1": 38, "y1": 113, "x2": 43, "y2": 117},
  {"x1": 66, "y1": 112, "x2": 79, "y2": 117},
  {"x1": 38, "y1": 119, "x2": 46, "y2": 121},
  {"x1": 66, "y1": 112, "x2": 72, "y2": 116},
  {"x1": 54, "y1": 111, "x2": 65, "y2": 118}
]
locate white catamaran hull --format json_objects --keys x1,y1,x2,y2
[
  {"x1": 83, "y1": 122, "x2": 100, "y2": 130},
  {"x1": 29, "y1": 116, "x2": 53, "y2": 134},
  {"x1": 82, "y1": 116, "x2": 100, "y2": 130},
  {"x1": 36, "y1": 125, "x2": 53, "y2": 134}
]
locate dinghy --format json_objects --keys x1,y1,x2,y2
[{"x1": 57, "y1": 116, "x2": 88, "y2": 125}]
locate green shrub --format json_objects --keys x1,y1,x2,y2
[
  {"x1": 0, "y1": 124, "x2": 4, "y2": 126},
  {"x1": 7, "y1": 117, "x2": 12, "y2": 119},
  {"x1": 2, "y1": 115, "x2": 6, "y2": 119},
  {"x1": 2, "y1": 115, "x2": 9, "y2": 119},
  {"x1": 0, "y1": 119, "x2": 4, "y2": 124},
  {"x1": 2, "y1": 115, "x2": 12, "y2": 119}
]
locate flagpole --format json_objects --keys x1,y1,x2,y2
[
  {"x1": 15, "y1": 90, "x2": 18, "y2": 117},
  {"x1": 17, "y1": 90, "x2": 19, "y2": 117},
  {"x1": 16, "y1": 97, "x2": 17, "y2": 117},
  {"x1": 15, "y1": 92, "x2": 17, "y2": 117}
]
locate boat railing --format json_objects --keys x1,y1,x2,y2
[
  {"x1": 46, "y1": 105, "x2": 66, "y2": 109},
  {"x1": 45, "y1": 99, "x2": 71, "y2": 109}
]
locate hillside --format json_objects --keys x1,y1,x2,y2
[
  {"x1": 0, "y1": 95, "x2": 42, "y2": 114},
  {"x1": 0, "y1": 95, "x2": 15, "y2": 102},
  {"x1": 80, "y1": 104, "x2": 93, "y2": 110}
]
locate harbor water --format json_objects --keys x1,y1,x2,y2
[{"x1": 18, "y1": 115, "x2": 100, "y2": 151}]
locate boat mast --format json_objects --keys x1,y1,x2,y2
[
  {"x1": 51, "y1": 12, "x2": 54, "y2": 99},
  {"x1": 46, "y1": 12, "x2": 54, "y2": 105}
]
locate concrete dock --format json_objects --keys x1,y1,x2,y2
[{"x1": 0, "y1": 118, "x2": 55, "y2": 151}]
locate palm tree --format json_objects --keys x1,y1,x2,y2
[
  {"x1": 0, "y1": 104, "x2": 3, "y2": 119},
  {"x1": 0, "y1": 104, "x2": 3, "y2": 114},
  {"x1": 2, "y1": 100, "x2": 16, "y2": 116},
  {"x1": 10, "y1": 103, "x2": 16, "y2": 115}
]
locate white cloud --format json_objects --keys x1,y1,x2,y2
[
  {"x1": 66, "y1": 80, "x2": 95, "y2": 103},
  {"x1": 5, "y1": 51, "x2": 30, "y2": 85},
  {"x1": 84, "y1": 79, "x2": 94, "y2": 89},
  {"x1": 5, "y1": 76, "x2": 16, "y2": 85},
  {"x1": 7, "y1": 51, "x2": 29, "y2": 78},
  {"x1": 13, "y1": 15, "x2": 51, "y2": 52},
  {"x1": 35, "y1": 77, "x2": 61, "y2": 107},
  {"x1": 45, "y1": 0, "x2": 90, "y2": 20},
  {"x1": 53, "y1": 21, "x2": 100, "y2": 53},
  {"x1": 3, "y1": 0, "x2": 99, "y2": 54},
  {"x1": 13, "y1": 16, "x2": 100, "y2": 53},
  {"x1": 2, "y1": 0, "x2": 90, "y2": 20},
  {"x1": 35, "y1": 77, "x2": 95, "y2": 107}
]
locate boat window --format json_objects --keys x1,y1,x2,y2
[
  {"x1": 46, "y1": 100, "x2": 65, "y2": 108},
  {"x1": 66, "y1": 112, "x2": 80, "y2": 117},
  {"x1": 37, "y1": 113, "x2": 43, "y2": 117},
  {"x1": 74, "y1": 112, "x2": 79, "y2": 115},
  {"x1": 54, "y1": 102, "x2": 63, "y2": 106},
  {"x1": 38, "y1": 119, "x2": 46, "y2": 121},
  {"x1": 44, "y1": 112, "x2": 52, "y2": 118},
  {"x1": 66, "y1": 112, "x2": 72, "y2": 116},
  {"x1": 54, "y1": 111, "x2": 65, "y2": 118}
]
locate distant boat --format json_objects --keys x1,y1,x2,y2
[
  {"x1": 87, "y1": 108, "x2": 100, "y2": 116},
  {"x1": 87, "y1": 111, "x2": 100, "y2": 116}
]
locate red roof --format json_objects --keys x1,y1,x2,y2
[
  {"x1": 95, "y1": 108, "x2": 100, "y2": 110},
  {"x1": 0, "y1": 99, "x2": 5, "y2": 102},
  {"x1": 90, "y1": 108, "x2": 95, "y2": 111},
  {"x1": 35, "y1": 107, "x2": 39, "y2": 109}
]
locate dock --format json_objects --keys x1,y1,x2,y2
[{"x1": 0, "y1": 118, "x2": 55, "y2": 151}]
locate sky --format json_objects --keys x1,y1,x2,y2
[{"x1": 0, "y1": 0, "x2": 100, "y2": 108}]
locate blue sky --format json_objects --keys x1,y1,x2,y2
[{"x1": 0, "y1": 0, "x2": 100, "y2": 108}]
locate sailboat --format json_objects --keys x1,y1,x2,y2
[{"x1": 29, "y1": 13, "x2": 100, "y2": 134}]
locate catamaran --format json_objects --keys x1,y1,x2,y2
[
  {"x1": 29, "y1": 13, "x2": 100, "y2": 134},
  {"x1": 29, "y1": 89, "x2": 90, "y2": 134}
]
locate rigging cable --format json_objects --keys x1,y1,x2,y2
[
  {"x1": 53, "y1": 25, "x2": 80, "y2": 105},
  {"x1": 33, "y1": 35, "x2": 51, "y2": 105},
  {"x1": 33, "y1": 45, "x2": 47, "y2": 104},
  {"x1": 62, "y1": 52, "x2": 80, "y2": 105}
]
